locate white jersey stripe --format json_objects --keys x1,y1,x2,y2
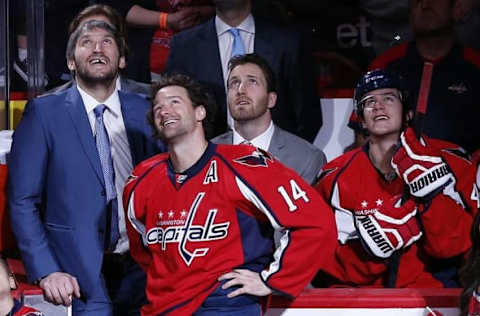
[
  {"x1": 127, "y1": 191, "x2": 147, "y2": 246},
  {"x1": 331, "y1": 182, "x2": 357, "y2": 244}
]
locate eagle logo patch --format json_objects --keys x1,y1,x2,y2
[
  {"x1": 234, "y1": 148, "x2": 274, "y2": 167},
  {"x1": 317, "y1": 167, "x2": 338, "y2": 182}
]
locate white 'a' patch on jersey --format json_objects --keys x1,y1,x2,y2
[{"x1": 203, "y1": 160, "x2": 218, "y2": 184}]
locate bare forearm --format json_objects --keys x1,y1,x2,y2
[{"x1": 126, "y1": 5, "x2": 160, "y2": 28}]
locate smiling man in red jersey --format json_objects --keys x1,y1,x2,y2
[{"x1": 124, "y1": 73, "x2": 337, "y2": 315}]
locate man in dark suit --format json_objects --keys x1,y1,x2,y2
[
  {"x1": 212, "y1": 53, "x2": 326, "y2": 185},
  {"x1": 164, "y1": 0, "x2": 321, "y2": 142},
  {"x1": 8, "y1": 20, "x2": 161, "y2": 316}
]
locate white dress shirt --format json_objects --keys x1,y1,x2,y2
[
  {"x1": 215, "y1": 14, "x2": 255, "y2": 128},
  {"x1": 232, "y1": 121, "x2": 274, "y2": 151},
  {"x1": 77, "y1": 85, "x2": 133, "y2": 254}
]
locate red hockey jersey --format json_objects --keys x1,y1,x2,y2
[
  {"x1": 315, "y1": 141, "x2": 477, "y2": 287},
  {"x1": 124, "y1": 143, "x2": 337, "y2": 315}
]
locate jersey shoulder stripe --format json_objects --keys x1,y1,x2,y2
[{"x1": 214, "y1": 151, "x2": 283, "y2": 227}]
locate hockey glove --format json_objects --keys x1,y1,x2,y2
[
  {"x1": 354, "y1": 197, "x2": 422, "y2": 259},
  {"x1": 391, "y1": 127, "x2": 454, "y2": 199}
]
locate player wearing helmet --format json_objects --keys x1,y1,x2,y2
[{"x1": 314, "y1": 69, "x2": 478, "y2": 288}]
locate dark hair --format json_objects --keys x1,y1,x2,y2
[
  {"x1": 147, "y1": 73, "x2": 218, "y2": 140},
  {"x1": 65, "y1": 20, "x2": 126, "y2": 77},
  {"x1": 227, "y1": 53, "x2": 277, "y2": 93},
  {"x1": 69, "y1": 4, "x2": 126, "y2": 36},
  {"x1": 69, "y1": 4, "x2": 129, "y2": 59},
  {"x1": 460, "y1": 210, "x2": 480, "y2": 316}
]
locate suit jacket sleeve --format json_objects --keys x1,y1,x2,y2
[{"x1": 8, "y1": 100, "x2": 61, "y2": 282}]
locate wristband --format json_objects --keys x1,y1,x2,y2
[{"x1": 159, "y1": 12, "x2": 168, "y2": 30}]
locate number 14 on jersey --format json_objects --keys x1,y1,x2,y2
[{"x1": 277, "y1": 179, "x2": 310, "y2": 212}]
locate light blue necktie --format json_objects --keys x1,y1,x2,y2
[
  {"x1": 229, "y1": 28, "x2": 245, "y2": 58},
  {"x1": 94, "y1": 104, "x2": 120, "y2": 251}
]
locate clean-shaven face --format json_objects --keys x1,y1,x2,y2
[{"x1": 361, "y1": 88, "x2": 404, "y2": 138}]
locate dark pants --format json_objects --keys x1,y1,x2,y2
[
  {"x1": 193, "y1": 304, "x2": 262, "y2": 316},
  {"x1": 193, "y1": 279, "x2": 262, "y2": 316},
  {"x1": 102, "y1": 252, "x2": 147, "y2": 316}
]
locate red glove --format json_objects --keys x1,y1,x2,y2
[
  {"x1": 354, "y1": 197, "x2": 422, "y2": 259},
  {"x1": 391, "y1": 127, "x2": 454, "y2": 199}
]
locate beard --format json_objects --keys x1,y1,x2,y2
[
  {"x1": 229, "y1": 95, "x2": 269, "y2": 122},
  {"x1": 74, "y1": 60, "x2": 118, "y2": 87},
  {"x1": 231, "y1": 107, "x2": 267, "y2": 122}
]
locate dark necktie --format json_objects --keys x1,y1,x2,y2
[{"x1": 94, "y1": 104, "x2": 120, "y2": 251}]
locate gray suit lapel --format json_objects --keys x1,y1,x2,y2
[{"x1": 268, "y1": 125, "x2": 285, "y2": 159}]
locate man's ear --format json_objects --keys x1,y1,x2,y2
[
  {"x1": 267, "y1": 92, "x2": 277, "y2": 109},
  {"x1": 406, "y1": 110, "x2": 414, "y2": 124},
  {"x1": 196, "y1": 105, "x2": 206, "y2": 122},
  {"x1": 119, "y1": 56, "x2": 126, "y2": 70},
  {"x1": 67, "y1": 59, "x2": 76, "y2": 71},
  {"x1": 9, "y1": 274, "x2": 17, "y2": 290}
]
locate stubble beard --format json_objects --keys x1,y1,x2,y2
[
  {"x1": 230, "y1": 97, "x2": 269, "y2": 122},
  {"x1": 75, "y1": 61, "x2": 118, "y2": 88}
]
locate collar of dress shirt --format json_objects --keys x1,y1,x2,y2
[
  {"x1": 77, "y1": 83, "x2": 122, "y2": 118},
  {"x1": 115, "y1": 76, "x2": 122, "y2": 91},
  {"x1": 233, "y1": 120, "x2": 274, "y2": 150},
  {"x1": 215, "y1": 13, "x2": 255, "y2": 36}
]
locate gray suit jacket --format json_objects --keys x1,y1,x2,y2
[{"x1": 212, "y1": 125, "x2": 326, "y2": 184}]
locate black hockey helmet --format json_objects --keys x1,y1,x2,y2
[{"x1": 354, "y1": 68, "x2": 411, "y2": 117}]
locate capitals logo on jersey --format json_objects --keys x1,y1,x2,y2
[
  {"x1": 234, "y1": 148, "x2": 274, "y2": 167},
  {"x1": 145, "y1": 192, "x2": 230, "y2": 266}
]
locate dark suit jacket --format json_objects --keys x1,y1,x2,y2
[
  {"x1": 8, "y1": 86, "x2": 161, "y2": 306},
  {"x1": 165, "y1": 17, "x2": 322, "y2": 142},
  {"x1": 47, "y1": 76, "x2": 152, "y2": 99},
  {"x1": 211, "y1": 125, "x2": 326, "y2": 184}
]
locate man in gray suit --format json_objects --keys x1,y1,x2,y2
[{"x1": 212, "y1": 53, "x2": 326, "y2": 185}]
